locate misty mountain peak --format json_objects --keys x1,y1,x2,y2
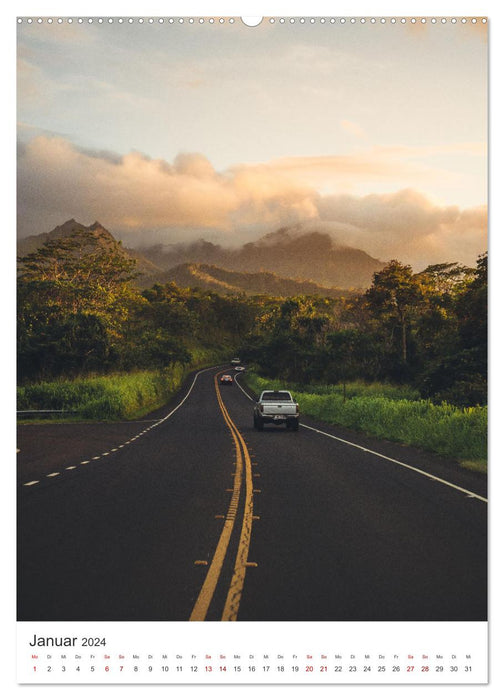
[
  {"x1": 138, "y1": 226, "x2": 384, "y2": 289},
  {"x1": 18, "y1": 220, "x2": 385, "y2": 291}
]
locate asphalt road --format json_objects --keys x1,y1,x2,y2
[{"x1": 17, "y1": 365, "x2": 487, "y2": 622}]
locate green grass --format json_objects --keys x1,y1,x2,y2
[
  {"x1": 17, "y1": 369, "x2": 184, "y2": 420},
  {"x1": 459, "y1": 460, "x2": 487, "y2": 474},
  {"x1": 246, "y1": 371, "x2": 487, "y2": 469},
  {"x1": 17, "y1": 346, "x2": 228, "y2": 421},
  {"x1": 287, "y1": 379, "x2": 420, "y2": 401}
]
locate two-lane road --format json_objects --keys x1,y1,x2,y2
[{"x1": 17, "y1": 366, "x2": 487, "y2": 622}]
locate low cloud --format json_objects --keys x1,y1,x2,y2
[
  {"x1": 17, "y1": 135, "x2": 487, "y2": 268},
  {"x1": 317, "y1": 190, "x2": 487, "y2": 269},
  {"x1": 17, "y1": 136, "x2": 318, "y2": 245}
]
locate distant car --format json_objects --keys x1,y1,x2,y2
[
  {"x1": 235, "y1": 366, "x2": 246, "y2": 372},
  {"x1": 220, "y1": 374, "x2": 233, "y2": 384},
  {"x1": 230, "y1": 358, "x2": 241, "y2": 365}
]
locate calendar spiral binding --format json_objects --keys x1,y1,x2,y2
[{"x1": 17, "y1": 17, "x2": 488, "y2": 25}]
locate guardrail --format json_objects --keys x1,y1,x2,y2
[{"x1": 17, "y1": 409, "x2": 77, "y2": 415}]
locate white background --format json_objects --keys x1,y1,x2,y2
[{"x1": 2, "y1": 1, "x2": 501, "y2": 699}]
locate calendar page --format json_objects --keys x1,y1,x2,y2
[{"x1": 13, "y1": 0, "x2": 492, "y2": 692}]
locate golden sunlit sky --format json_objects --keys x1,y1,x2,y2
[{"x1": 16, "y1": 7, "x2": 488, "y2": 269}]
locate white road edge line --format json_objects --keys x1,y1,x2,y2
[
  {"x1": 300, "y1": 423, "x2": 487, "y2": 503},
  {"x1": 234, "y1": 374, "x2": 487, "y2": 504}
]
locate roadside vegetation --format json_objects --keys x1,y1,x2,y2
[{"x1": 17, "y1": 363, "x2": 206, "y2": 421}]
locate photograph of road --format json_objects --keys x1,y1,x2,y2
[
  {"x1": 18, "y1": 365, "x2": 487, "y2": 622},
  {"x1": 17, "y1": 16, "x2": 487, "y2": 624}
]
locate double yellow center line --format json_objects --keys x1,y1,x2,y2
[{"x1": 189, "y1": 373, "x2": 255, "y2": 621}]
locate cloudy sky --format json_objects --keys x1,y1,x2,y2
[{"x1": 17, "y1": 16, "x2": 487, "y2": 269}]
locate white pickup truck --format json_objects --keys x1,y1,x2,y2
[{"x1": 253, "y1": 390, "x2": 300, "y2": 431}]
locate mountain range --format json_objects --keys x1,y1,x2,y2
[
  {"x1": 17, "y1": 220, "x2": 384, "y2": 295},
  {"x1": 138, "y1": 228, "x2": 383, "y2": 290}
]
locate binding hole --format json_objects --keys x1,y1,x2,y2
[{"x1": 241, "y1": 17, "x2": 263, "y2": 27}]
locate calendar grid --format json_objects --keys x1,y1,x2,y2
[{"x1": 17, "y1": 621, "x2": 488, "y2": 684}]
